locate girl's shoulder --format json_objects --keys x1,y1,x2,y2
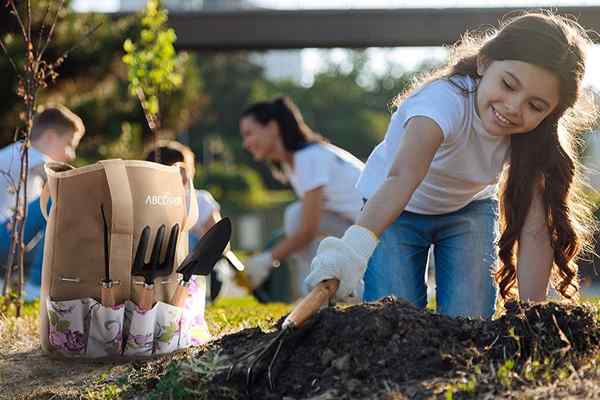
[{"x1": 409, "y1": 74, "x2": 477, "y2": 100}]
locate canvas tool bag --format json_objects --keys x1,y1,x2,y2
[{"x1": 38, "y1": 159, "x2": 209, "y2": 358}]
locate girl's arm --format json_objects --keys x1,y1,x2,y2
[
  {"x1": 516, "y1": 184, "x2": 553, "y2": 301},
  {"x1": 270, "y1": 186, "x2": 324, "y2": 261},
  {"x1": 357, "y1": 117, "x2": 444, "y2": 236}
]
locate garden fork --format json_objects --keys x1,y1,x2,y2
[
  {"x1": 226, "y1": 279, "x2": 339, "y2": 392},
  {"x1": 132, "y1": 224, "x2": 179, "y2": 311}
]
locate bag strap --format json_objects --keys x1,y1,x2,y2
[
  {"x1": 42, "y1": 162, "x2": 199, "y2": 230},
  {"x1": 175, "y1": 163, "x2": 199, "y2": 232},
  {"x1": 40, "y1": 182, "x2": 50, "y2": 220},
  {"x1": 40, "y1": 162, "x2": 74, "y2": 220},
  {"x1": 99, "y1": 159, "x2": 135, "y2": 286}
]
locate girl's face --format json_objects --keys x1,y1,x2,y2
[
  {"x1": 476, "y1": 59, "x2": 560, "y2": 137},
  {"x1": 239, "y1": 115, "x2": 281, "y2": 161}
]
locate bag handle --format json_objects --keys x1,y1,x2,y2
[
  {"x1": 99, "y1": 159, "x2": 135, "y2": 281},
  {"x1": 42, "y1": 161, "x2": 199, "y2": 230},
  {"x1": 40, "y1": 182, "x2": 50, "y2": 220},
  {"x1": 175, "y1": 163, "x2": 199, "y2": 232},
  {"x1": 40, "y1": 162, "x2": 75, "y2": 220}
]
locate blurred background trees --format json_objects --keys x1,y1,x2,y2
[{"x1": 0, "y1": 1, "x2": 433, "y2": 210}]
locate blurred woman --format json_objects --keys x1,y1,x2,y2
[{"x1": 240, "y1": 96, "x2": 364, "y2": 299}]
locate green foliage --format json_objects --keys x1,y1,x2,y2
[
  {"x1": 122, "y1": 0, "x2": 182, "y2": 117},
  {"x1": 0, "y1": 296, "x2": 39, "y2": 318},
  {"x1": 187, "y1": 50, "x2": 418, "y2": 192},
  {"x1": 497, "y1": 359, "x2": 516, "y2": 388},
  {"x1": 85, "y1": 384, "x2": 123, "y2": 400},
  {"x1": 1, "y1": 5, "x2": 203, "y2": 163},
  {"x1": 97, "y1": 122, "x2": 143, "y2": 160},
  {"x1": 146, "y1": 351, "x2": 240, "y2": 400},
  {"x1": 195, "y1": 162, "x2": 293, "y2": 210}
]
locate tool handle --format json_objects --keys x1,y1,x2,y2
[
  {"x1": 101, "y1": 285, "x2": 116, "y2": 307},
  {"x1": 224, "y1": 250, "x2": 245, "y2": 271},
  {"x1": 283, "y1": 279, "x2": 339, "y2": 329},
  {"x1": 138, "y1": 284, "x2": 155, "y2": 311},
  {"x1": 170, "y1": 283, "x2": 189, "y2": 308}
]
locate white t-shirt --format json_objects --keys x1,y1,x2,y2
[
  {"x1": 193, "y1": 189, "x2": 220, "y2": 232},
  {"x1": 0, "y1": 142, "x2": 50, "y2": 222},
  {"x1": 284, "y1": 143, "x2": 364, "y2": 221},
  {"x1": 356, "y1": 75, "x2": 510, "y2": 215}
]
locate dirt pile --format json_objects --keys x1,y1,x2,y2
[{"x1": 210, "y1": 298, "x2": 600, "y2": 400}]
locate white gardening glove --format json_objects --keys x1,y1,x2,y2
[
  {"x1": 244, "y1": 252, "x2": 276, "y2": 289},
  {"x1": 304, "y1": 225, "x2": 379, "y2": 303}
]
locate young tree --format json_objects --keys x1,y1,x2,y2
[{"x1": 122, "y1": 0, "x2": 183, "y2": 160}]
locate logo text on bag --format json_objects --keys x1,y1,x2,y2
[{"x1": 145, "y1": 194, "x2": 183, "y2": 206}]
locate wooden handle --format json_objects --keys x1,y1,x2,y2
[
  {"x1": 138, "y1": 285, "x2": 155, "y2": 311},
  {"x1": 283, "y1": 279, "x2": 339, "y2": 329},
  {"x1": 170, "y1": 284, "x2": 189, "y2": 308},
  {"x1": 101, "y1": 286, "x2": 116, "y2": 307}
]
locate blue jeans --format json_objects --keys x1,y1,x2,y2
[{"x1": 363, "y1": 199, "x2": 499, "y2": 319}]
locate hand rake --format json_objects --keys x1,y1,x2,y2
[
  {"x1": 226, "y1": 278, "x2": 339, "y2": 392},
  {"x1": 132, "y1": 224, "x2": 180, "y2": 311}
]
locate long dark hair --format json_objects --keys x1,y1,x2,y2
[
  {"x1": 395, "y1": 11, "x2": 597, "y2": 300},
  {"x1": 241, "y1": 96, "x2": 326, "y2": 180}
]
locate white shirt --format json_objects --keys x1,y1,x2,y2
[
  {"x1": 0, "y1": 142, "x2": 50, "y2": 222},
  {"x1": 284, "y1": 143, "x2": 364, "y2": 221},
  {"x1": 192, "y1": 189, "x2": 220, "y2": 232},
  {"x1": 356, "y1": 75, "x2": 510, "y2": 215}
]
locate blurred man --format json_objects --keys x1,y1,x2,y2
[{"x1": 0, "y1": 105, "x2": 85, "y2": 300}]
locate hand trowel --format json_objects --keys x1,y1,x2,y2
[{"x1": 170, "y1": 217, "x2": 232, "y2": 307}]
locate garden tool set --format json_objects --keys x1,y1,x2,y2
[
  {"x1": 132, "y1": 224, "x2": 180, "y2": 311},
  {"x1": 227, "y1": 278, "x2": 339, "y2": 391},
  {"x1": 170, "y1": 217, "x2": 232, "y2": 307},
  {"x1": 40, "y1": 159, "x2": 212, "y2": 357}
]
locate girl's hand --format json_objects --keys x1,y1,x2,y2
[{"x1": 304, "y1": 225, "x2": 379, "y2": 303}]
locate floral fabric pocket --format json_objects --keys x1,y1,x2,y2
[
  {"x1": 153, "y1": 302, "x2": 183, "y2": 355},
  {"x1": 123, "y1": 300, "x2": 157, "y2": 357},
  {"x1": 47, "y1": 298, "x2": 90, "y2": 356},
  {"x1": 181, "y1": 277, "x2": 210, "y2": 347},
  {"x1": 46, "y1": 277, "x2": 211, "y2": 358},
  {"x1": 87, "y1": 301, "x2": 125, "y2": 357}
]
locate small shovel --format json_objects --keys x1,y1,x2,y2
[
  {"x1": 132, "y1": 224, "x2": 180, "y2": 311},
  {"x1": 170, "y1": 217, "x2": 232, "y2": 307}
]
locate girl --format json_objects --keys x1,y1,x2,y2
[
  {"x1": 240, "y1": 97, "x2": 364, "y2": 299},
  {"x1": 305, "y1": 12, "x2": 597, "y2": 318}
]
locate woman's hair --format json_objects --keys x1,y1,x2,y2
[
  {"x1": 396, "y1": 11, "x2": 597, "y2": 300},
  {"x1": 241, "y1": 96, "x2": 325, "y2": 151},
  {"x1": 241, "y1": 96, "x2": 326, "y2": 180}
]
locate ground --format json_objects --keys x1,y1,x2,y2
[{"x1": 2, "y1": 297, "x2": 600, "y2": 400}]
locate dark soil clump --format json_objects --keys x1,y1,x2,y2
[{"x1": 208, "y1": 298, "x2": 600, "y2": 399}]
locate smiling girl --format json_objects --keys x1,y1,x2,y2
[{"x1": 305, "y1": 12, "x2": 597, "y2": 317}]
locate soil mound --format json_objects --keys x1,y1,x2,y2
[{"x1": 212, "y1": 298, "x2": 600, "y2": 399}]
